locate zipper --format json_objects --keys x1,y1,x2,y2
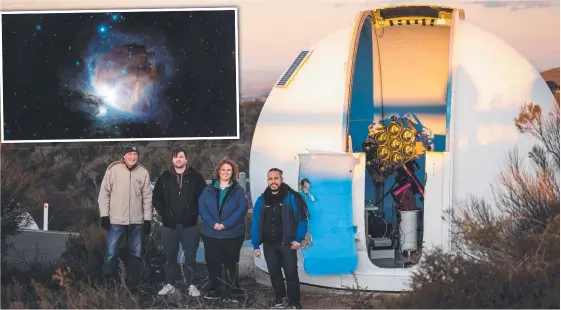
[
  {"x1": 178, "y1": 174, "x2": 183, "y2": 196},
  {"x1": 183, "y1": 181, "x2": 195, "y2": 218},
  {"x1": 216, "y1": 188, "x2": 223, "y2": 222},
  {"x1": 272, "y1": 203, "x2": 278, "y2": 241}
]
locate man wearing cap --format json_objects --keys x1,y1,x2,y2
[{"x1": 98, "y1": 145, "x2": 153, "y2": 277}]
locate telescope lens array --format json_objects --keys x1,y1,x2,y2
[{"x1": 363, "y1": 116, "x2": 429, "y2": 177}]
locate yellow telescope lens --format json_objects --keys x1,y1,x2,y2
[
  {"x1": 389, "y1": 152, "x2": 404, "y2": 166},
  {"x1": 374, "y1": 131, "x2": 390, "y2": 145},
  {"x1": 387, "y1": 122, "x2": 402, "y2": 136},
  {"x1": 388, "y1": 138, "x2": 402, "y2": 151},
  {"x1": 400, "y1": 128, "x2": 415, "y2": 142},
  {"x1": 402, "y1": 144, "x2": 415, "y2": 157},
  {"x1": 376, "y1": 146, "x2": 391, "y2": 160}
]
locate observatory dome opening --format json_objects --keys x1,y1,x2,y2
[
  {"x1": 346, "y1": 5, "x2": 457, "y2": 269},
  {"x1": 249, "y1": 4, "x2": 556, "y2": 292}
]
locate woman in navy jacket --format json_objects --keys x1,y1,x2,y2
[{"x1": 199, "y1": 158, "x2": 248, "y2": 300}]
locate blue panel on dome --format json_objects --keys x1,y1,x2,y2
[{"x1": 275, "y1": 50, "x2": 312, "y2": 87}]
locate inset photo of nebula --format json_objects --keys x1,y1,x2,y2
[{"x1": 0, "y1": 8, "x2": 239, "y2": 143}]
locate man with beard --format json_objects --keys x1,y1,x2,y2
[
  {"x1": 251, "y1": 168, "x2": 309, "y2": 309},
  {"x1": 98, "y1": 145, "x2": 153, "y2": 278},
  {"x1": 152, "y1": 147, "x2": 207, "y2": 297}
]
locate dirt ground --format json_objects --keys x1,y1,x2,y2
[{"x1": 142, "y1": 263, "x2": 385, "y2": 309}]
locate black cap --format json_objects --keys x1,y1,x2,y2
[{"x1": 123, "y1": 145, "x2": 139, "y2": 157}]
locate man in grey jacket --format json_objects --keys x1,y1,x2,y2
[{"x1": 98, "y1": 145, "x2": 153, "y2": 277}]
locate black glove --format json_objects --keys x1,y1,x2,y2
[
  {"x1": 143, "y1": 220, "x2": 152, "y2": 235},
  {"x1": 100, "y1": 216, "x2": 110, "y2": 231}
]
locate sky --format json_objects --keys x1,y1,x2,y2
[
  {"x1": 235, "y1": 0, "x2": 560, "y2": 74},
  {"x1": 2, "y1": 0, "x2": 560, "y2": 95},
  {"x1": 1, "y1": 10, "x2": 238, "y2": 142}
]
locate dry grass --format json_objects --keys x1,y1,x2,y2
[
  {"x1": 1, "y1": 222, "x2": 371, "y2": 309},
  {"x1": 1, "y1": 223, "x2": 271, "y2": 309},
  {"x1": 382, "y1": 101, "x2": 560, "y2": 309}
]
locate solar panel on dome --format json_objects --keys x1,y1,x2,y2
[{"x1": 275, "y1": 50, "x2": 312, "y2": 87}]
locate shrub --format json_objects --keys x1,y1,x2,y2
[
  {"x1": 1, "y1": 221, "x2": 277, "y2": 309},
  {"x1": 384, "y1": 101, "x2": 560, "y2": 309}
]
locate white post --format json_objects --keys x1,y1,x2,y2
[{"x1": 43, "y1": 203, "x2": 49, "y2": 231}]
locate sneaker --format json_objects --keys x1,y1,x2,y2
[
  {"x1": 204, "y1": 289, "x2": 221, "y2": 300},
  {"x1": 157, "y1": 283, "x2": 176, "y2": 296},
  {"x1": 188, "y1": 284, "x2": 201, "y2": 297},
  {"x1": 271, "y1": 298, "x2": 286, "y2": 309},
  {"x1": 288, "y1": 304, "x2": 303, "y2": 309}
]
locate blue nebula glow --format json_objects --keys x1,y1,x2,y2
[
  {"x1": 35, "y1": 24, "x2": 41, "y2": 31},
  {"x1": 63, "y1": 30, "x2": 175, "y2": 127}
]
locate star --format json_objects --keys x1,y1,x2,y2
[{"x1": 97, "y1": 25, "x2": 108, "y2": 35}]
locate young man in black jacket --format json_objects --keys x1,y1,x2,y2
[{"x1": 152, "y1": 147, "x2": 207, "y2": 297}]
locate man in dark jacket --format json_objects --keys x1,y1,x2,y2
[
  {"x1": 152, "y1": 147, "x2": 207, "y2": 297},
  {"x1": 251, "y1": 168, "x2": 309, "y2": 309}
]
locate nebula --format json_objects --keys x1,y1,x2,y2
[
  {"x1": 1, "y1": 10, "x2": 238, "y2": 141},
  {"x1": 65, "y1": 30, "x2": 174, "y2": 126}
]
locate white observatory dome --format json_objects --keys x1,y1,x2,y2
[
  {"x1": 250, "y1": 7, "x2": 555, "y2": 207},
  {"x1": 249, "y1": 5, "x2": 556, "y2": 292}
]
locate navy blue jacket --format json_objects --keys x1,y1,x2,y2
[
  {"x1": 199, "y1": 180, "x2": 248, "y2": 239},
  {"x1": 251, "y1": 183, "x2": 309, "y2": 250}
]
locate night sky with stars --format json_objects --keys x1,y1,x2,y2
[{"x1": 1, "y1": 9, "x2": 238, "y2": 142}]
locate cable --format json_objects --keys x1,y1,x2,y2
[
  {"x1": 399, "y1": 225, "x2": 418, "y2": 251},
  {"x1": 372, "y1": 181, "x2": 397, "y2": 207},
  {"x1": 366, "y1": 180, "x2": 396, "y2": 240},
  {"x1": 369, "y1": 213, "x2": 388, "y2": 239}
]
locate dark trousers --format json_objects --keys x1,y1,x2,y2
[
  {"x1": 202, "y1": 235, "x2": 245, "y2": 295},
  {"x1": 162, "y1": 224, "x2": 200, "y2": 286},
  {"x1": 263, "y1": 242, "x2": 300, "y2": 305}
]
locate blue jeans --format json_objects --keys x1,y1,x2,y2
[{"x1": 102, "y1": 224, "x2": 143, "y2": 275}]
